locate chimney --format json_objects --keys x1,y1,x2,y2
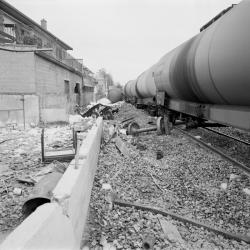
[{"x1": 41, "y1": 18, "x2": 47, "y2": 30}]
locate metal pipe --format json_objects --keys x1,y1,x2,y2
[
  {"x1": 41, "y1": 128, "x2": 45, "y2": 162},
  {"x1": 135, "y1": 126, "x2": 157, "y2": 134},
  {"x1": 22, "y1": 172, "x2": 63, "y2": 217},
  {"x1": 127, "y1": 121, "x2": 157, "y2": 135},
  {"x1": 21, "y1": 95, "x2": 25, "y2": 129}
]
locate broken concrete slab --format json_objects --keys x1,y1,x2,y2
[
  {"x1": 115, "y1": 136, "x2": 129, "y2": 156},
  {"x1": 159, "y1": 219, "x2": 184, "y2": 244}
]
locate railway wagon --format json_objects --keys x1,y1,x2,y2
[{"x1": 123, "y1": 0, "x2": 250, "y2": 132}]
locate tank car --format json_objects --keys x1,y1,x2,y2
[
  {"x1": 107, "y1": 86, "x2": 123, "y2": 103},
  {"x1": 124, "y1": 0, "x2": 250, "y2": 131}
]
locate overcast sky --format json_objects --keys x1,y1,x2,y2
[{"x1": 7, "y1": 0, "x2": 241, "y2": 84}]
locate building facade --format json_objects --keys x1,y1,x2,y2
[{"x1": 0, "y1": 0, "x2": 96, "y2": 128}]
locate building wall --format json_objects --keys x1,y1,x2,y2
[
  {"x1": 0, "y1": 50, "x2": 39, "y2": 128},
  {"x1": 0, "y1": 50, "x2": 35, "y2": 93},
  {"x1": 81, "y1": 87, "x2": 94, "y2": 106},
  {"x1": 34, "y1": 55, "x2": 83, "y2": 123},
  {"x1": 0, "y1": 2, "x2": 87, "y2": 127},
  {"x1": 0, "y1": 49, "x2": 84, "y2": 127}
]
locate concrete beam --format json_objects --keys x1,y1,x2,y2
[
  {"x1": 53, "y1": 117, "x2": 103, "y2": 247},
  {"x1": 0, "y1": 203, "x2": 77, "y2": 250}
]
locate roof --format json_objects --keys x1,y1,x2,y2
[
  {"x1": 83, "y1": 65, "x2": 93, "y2": 74},
  {"x1": 0, "y1": 0, "x2": 72, "y2": 50}
]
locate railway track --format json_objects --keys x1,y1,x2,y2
[
  {"x1": 202, "y1": 127, "x2": 250, "y2": 146},
  {"x1": 86, "y1": 104, "x2": 250, "y2": 249},
  {"x1": 175, "y1": 127, "x2": 250, "y2": 176}
]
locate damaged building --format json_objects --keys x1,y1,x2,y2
[{"x1": 0, "y1": 0, "x2": 96, "y2": 128}]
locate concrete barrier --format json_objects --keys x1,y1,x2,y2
[
  {"x1": 0, "y1": 117, "x2": 103, "y2": 250},
  {"x1": 0, "y1": 203, "x2": 77, "y2": 250},
  {"x1": 53, "y1": 117, "x2": 103, "y2": 247}
]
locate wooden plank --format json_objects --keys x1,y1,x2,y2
[
  {"x1": 45, "y1": 149, "x2": 75, "y2": 157},
  {"x1": 115, "y1": 137, "x2": 129, "y2": 156}
]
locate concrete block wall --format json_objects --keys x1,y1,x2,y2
[
  {"x1": 0, "y1": 117, "x2": 103, "y2": 249},
  {"x1": 0, "y1": 50, "x2": 36, "y2": 94},
  {"x1": 24, "y1": 95, "x2": 39, "y2": 126},
  {"x1": 0, "y1": 49, "x2": 88, "y2": 125},
  {"x1": 0, "y1": 94, "x2": 39, "y2": 128},
  {"x1": 35, "y1": 55, "x2": 83, "y2": 123},
  {"x1": 81, "y1": 90, "x2": 94, "y2": 107}
]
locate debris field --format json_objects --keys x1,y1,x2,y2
[
  {"x1": 0, "y1": 124, "x2": 76, "y2": 241},
  {"x1": 0, "y1": 102, "x2": 250, "y2": 249}
]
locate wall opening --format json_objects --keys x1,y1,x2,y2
[
  {"x1": 64, "y1": 80, "x2": 70, "y2": 101},
  {"x1": 74, "y1": 83, "x2": 80, "y2": 94},
  {"x1": 74, "y1": 83, "x2": 80, "y2": 105}
]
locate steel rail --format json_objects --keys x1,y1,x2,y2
[
  {"x1": 202, "y1": 127, "x2": 250, "y2": 146},
  {"x1": 176, "y1": 127, "x2": 250, "y2": 176},
  {"x1": 114, "y1": 199, "x2": 250, "y2": 244}
]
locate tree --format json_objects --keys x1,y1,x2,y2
[
  {"x1": 96, "y1": 68, "x2": 115, "y2": 98},
  {"x1": 98, "y1": 68, "x2": 114, "y2": 87},
  {"x1": 114, "y1": 82, "x2": 123, "y2": 89}
]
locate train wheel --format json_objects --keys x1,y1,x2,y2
[
  {"x1": 127, "y1": 122, "x2": 140, "y2": 135},
  {"x1": 156, "y1": 117, "x2": 165, "y2": 135}
]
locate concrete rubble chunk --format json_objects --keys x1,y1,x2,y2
[
  {"x1": 0, "y1": 164, "x2": 9, "y2": 176},
  {"x1": 100, "y1": 235, "x2": 116, "y2": 249},
  {"x1": 194, "y1": 135, "x2": 201, "y2": 139},
  {"x1": 229, "y1": 174, "x2": 240, "y2": 181},
  {"x1": 119, "y1": 129, "x2": 126, "y2": 135},
  {"x1": 159, "y1": 219, "x2": 184, "y2": 244},
  {"x1": 13, "y1": 188, "x2": 22, "y2": 196},
  {"x1": 220, "y1": 183, "x2": 227, "y2": 190},
  {"x1": 243, "y1": 188, "x2": 250, "y2": 196},
  {"x1": 102, "y1": 183, "x2": 112, "y2": 191}
]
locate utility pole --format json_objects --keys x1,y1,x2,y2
[{"x1": 105, "y1": 77, "x2": 108, "y2": 97}]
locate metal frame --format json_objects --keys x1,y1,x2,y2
[
  {"x1": 166, "y1": 99, "x2": 250, "y2": 131},
  {"x1": 41, "y1": 128, "x2": 75, "y2": 163}
]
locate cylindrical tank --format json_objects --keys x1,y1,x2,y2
[
  {"x1": 123, "y1": 80, "x2": 138, "y2": 98},
  {"x1": 127, "y1": 0, "x2": 250, "y2": 106},
  {"x1": 108, "y1": 86, "x2": 123, "y2": 103},
  {"x1": 136, "y1": 64, "x2": 157, "y2": 98},
  {"x1": 192, "y1": 0, "x2": 250, "y2": 105},
  {"x1": 123, "y1": 80, "x2": 132, "y2": 97}
]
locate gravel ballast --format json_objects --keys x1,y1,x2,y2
[{"x1": 84, "y1": 103, "x2": 250, "y2": 249}]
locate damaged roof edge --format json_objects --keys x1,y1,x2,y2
[{"x1": 0, "y1": 0, "x2": 73, "y2": 50}]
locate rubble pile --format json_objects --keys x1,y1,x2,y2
[
  {"x1": 83, "y1": 103, "x2": 250, "y2": 249},
  {"x1": 0, "y1": 114, "x2": 97, "y2": 240},
  {"x1": 0, "y1": 119, "x2": 91, "y2": 239}
]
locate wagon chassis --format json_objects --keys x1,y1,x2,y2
[{"x1": 132, "y1": 91, "x2": 250, "y2": 132}]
